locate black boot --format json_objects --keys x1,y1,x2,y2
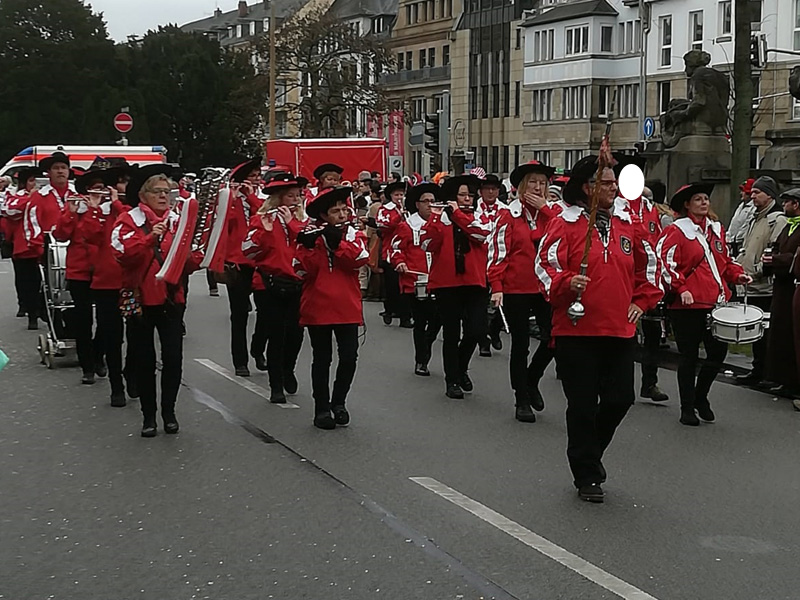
[
  {"x1": 528, "y1": 383, "x2": 545, "y2": 412},
  {"x1": 163, "y1": 414, "x2": 179, "y2": 434},
  {"x1": 253, "y1": 355, "x2": 268, "y2": 372},
  {"x1": 680, "y1": 408, "x2": 700, "y2": 426},
  {"x1": 515, "y1": 403, "x2": 536, "y2": 423},
  {"x1": 314, "y1": 411, "x2": 336, "y2": 430},
  {"x1": 695, "y1": 399, "x2": 715, "y2": 422},
  {"x1": 141, "y1": 417, "x2": 157, "y2": 438},
  {"x1": 641, "y1": 385, "x2": 669, "y2": 402},
  {"x1": 270, "y1": 387, "x2": 287, "y2": 404},
  {"x1": 446, "y1": 383, "x2": 464, "y2": 399},
  {"x1": 283, "y1": 371, "x2": 298, "y2": 395},
  {"x1": 16, "y1": 308, "x2": 26, "y2": 318},
  {"x1": 95, "y1": 358, "x2": 108, "y2": 378},
  {"x1": 110, "y1": 391, "x2": 126, "y2": 407},
  {"x1": 27, "y1": 315, "x2": 38, "y2": 330},
  {"x1": 414, "y1": 363, "x2": 430, "y2": 376}
]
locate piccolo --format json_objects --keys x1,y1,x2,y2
[
  {"x1": 301, "y1": 219, "x2": 359, "y2": 235},
  {"x1": 264, "y1": 205, "x2": 301, "y2": 215},
  {"x1": 431, "y1": 203, "x2": 475, "y2": 211}
]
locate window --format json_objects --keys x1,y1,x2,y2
[
  {"x1": 793, "y1": 97, "x2": 800, "y2": 120},
  {"x1": 274, "y1": 80, "x2": 287, "y2": 107},
  {"x1": 490, "y1": 84, "x2": 499, "y2": 118},
  {"x1": 618, "y1": 20, "x2": 641, "y2": 54},
  {"x1": 514, "y1": 81, "x2": 521, "y2": 117},
  {"x1": 719, "y1": 1, "x2": 732, "y2": 37},
  {"x1": 491, "y1": 146, "x2": 499, "y2": 172},
  {"x1": 795, "y1": 0, "x2": 800, "y2": 50},
  {"x1": 446, "y1": 0, "x2": 453, "y2": 17},
  {"x1": 660, "y1": 16, "x2": 672, "y2": 67},
  {"x1": 514, "y1": 145, "x2": 520, "y2": 168},
  {"x1": 419, "y1": 48, "x2": 427, "y2": 68},
  {"x1": 565, "y1": 25, "x2": 589, "y2": 55},
  {"x1": 689, "y1": 11, "x2": 703, "y2": 51},
  {"x1": 598, "y1": 85, "x2": 610, "y2": 117},
  {"x1": 503, "y1": 82, "x2": 510, "y2": 117},
  {"x1": 481, "y1": 85, "x2": 489, "y2": 118},
  {"x1": 263, "y1": 18, "x2": 270, "y2": 32},
  {"x1": 249, "y1": 21, "x2": 256, "y2": 36},
  {"x1": 236, "y1": 24, "x2": 243, "y2": 37},
  {"x1": 617, "y1": 83, "x2": 639, "y2": 118},
  {"x1": 752, "y1": 75, "x2": 761, "y2": 109},
  {"x1": 413, "y1": 97, "x2": 426, "y2": 120},
  {"x1": 516, "y1": 28, "x2": 522, "y2": 50},
  {"x1": 502, "y1": 146, "x2": 510, "y2": 173},
  {"x1": 470, "y1": 86, "x2": 479, "y2": 119},
  {"x1": 480, "y1": 147, "x2": 488, "y2": 170},
  {"x1": 443, "y1": 44, "x2": 451, "y2": 65},
  {"x1": 406, "y1": 51, "x2": 413, "y2": 70},
  {"x1": 397, "y1": 53, "x2": 405, "y2": 70},
  {"x1": 565, "y1": 150, "x2": 585, "y2": 171},
  {"x1": 750, "y1": 146, "x2": 759, "y2": 169},
  {"x1": 533, "y1": 150, "x2": 551, "y2": 165},
  {"x1": 564, "y1": 86, "x2": 588, "y2": 119},
  {"x1": 751, "y1": 0, "x2": 762, "y2": 26},
  {"x1": 601, "y1": 26, "x2": 613, "y2": 52},
  {"x1": 406, "y1": 5, "x2": 412, "y2": 25},
  {"x1": 373, "y1": 16, "x2": 386, "y2": 33},
  {"x1": 532, "y1": 89, "x2": 552, "y2": 121},
  {"x1": 428, "y1": 47, "x2": 436, "y2": 68},
  {"x1": 412, "y1": 3, "x2": 419, "y2": 23},
  {"x1": 533, "y1": 28, "x2": 555, "y2": 62},
  {"x1": 658, "y1": 81, "x2": 671, "y2": 114}
]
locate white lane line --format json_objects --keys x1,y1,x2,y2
[
  {"x1": 195, "y1": 358, "x2": 300, "y2": 409},
  {"x1": 410, "y1": 477, "x2": 660, "y2": 600}
]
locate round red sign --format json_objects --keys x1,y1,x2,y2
[{"x1": 114, "y1": 113, "x2": 134, "y2": 133}]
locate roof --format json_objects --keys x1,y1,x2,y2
[
  {"x1": 522, "y1": 0, "x2": 618, "y2": 26},
  {"x1": 329, "y1": 0, "x2": 398, "y2": 19},
  {"x1": 181, "y1": 0, "x2": 306, "y2": 39}
]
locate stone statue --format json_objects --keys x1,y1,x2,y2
[
  {"x1": 660, "y1": 50, "x2": 730, "y2": 148},
  {"x1": 788, "y1": 65, "x2": 800, "y2": 101}
]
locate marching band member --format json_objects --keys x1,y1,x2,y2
[
  {"x1": 389, "y1": 182, "x2": 442, "y2": 376},
  {"x1": 489, "y1": 161, "x2": 558, "y2": 423},
  {"x1": 4, "y1": 167, "x2": 40, "y2": 319},
  {"x1": 295, "y1": 186, "x2": 369, "y2": 430},
  {"x1": 242, "y1": 173, "x2": 309, "y2": 404},
  {"x1": 657, "y1": 184, "x2": 750, "y2": 427},
  {"x1": 224, "y1": 158, "x2": 264, "y2": 377},
  {"x1": 476, "y1": 174, "x2": 507, "y2": 357},
  {"x1": 423, "y1": 175, "x2": 492, "y2": 399},
  {"x1": 313, "y1": 163, "x2": 344, "y2": 192},
  {"x1": 376, "y1": 181, "x2": 412, "y2": 327},
  {"x1": 535, "y1": 156, "x2": 663, "y2": 502},
  {"x1": 111, "y1": 165, "x2": 202, "y2": 437}
]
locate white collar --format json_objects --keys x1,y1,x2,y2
[
  {"x1": 39, "y1": 183, "x2": 75, "y2": 197},
  {"x1": 130, "y1": 206, "x2": 146, "y2": 226},
  {"x1": 384, "y1": 201, "x2": 398, "y2": 211},
  {"x1": 613, "y1": 198, "x2": 632, "y2": 223},
  {"x1": 407, "y1": 212, "x2": 426, "y2": 230},
  {"x1": 508, "y1": 198, "x2": 523, "y2": 218},
  {"x1": 675, "y1": 216, "x2": 722, "y2": 240},
  {"x1": 558, "y1": 202, "x2": 631, "y2": 224}
]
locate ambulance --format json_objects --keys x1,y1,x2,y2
[{"x1": 0, "y1": 145, "x2": 168, "y2": 178}]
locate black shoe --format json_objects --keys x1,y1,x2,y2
[
  {"x1": 181, "y1": 321, "x2": 186, "y2": 337},
  {"x1": 479, "y1": 346, "x2": 492, "y2": 357},
  {"x1": 126, "y1": 379, "x2": 140, "y2": 399},
  {"x1": 696, "y1": 403, "x2": 715, "y2": 423},
  {"x1": 141, "y1": 419, "x2": 157, "y2": 438},
  {"x1": 27, "y1": 316, "x2": 38, "y2": 330},
  {"x1": 793, "y1": 399, "x2": 800, "y2": 412},
  {"x1": 399, "y1": 318, "x2": 414, "y2": 329},
  {"x1": 16, "y1": 309, "x2": 26, "y2": 318},
  {"x1": 414, "y1": 363, "x2": 430, "y2": 376},
  {"x1": 515, "y1": 404, "x2": 536, "y2": 423},
  {"x1": 578, "y1": 483, "x2": 605, "y2": 503},
  {"x1": 235, "y1": 366, "x2": 250, "y2": 377},
  {"x1": 382, "y1": 312, "x2": 393, "y2": 325},
  {"x1": 81, "y1": 371, "x2": 96, "y2": 385},
  {"x1": 446, "y1": 383, "x2": 464, "y2": 399},
  {"x1": 491, "y1": 336, "x2": 502, "y2": 351},
  {"x1": 641, "y1": 385, "x2": 669, "y2": 402},
  {"x1": 163, "y1": 415, "x2": 179, "y2": 434},
  {"x1": 209, "y1": 288, "x2": 219, "y2": 297},
  {"x1": 529, "y1": 385, "x2": 545, "y2": 412},
  {"x1": 735, "y1": 371, "x2": 763, "y2": 386},
  {"x1": 253, "y1": 355, "x2": 268, "y2": 371},
  {"x1": 332, "y1": 405, "x2": 350, "y2": 426},
  {"x1": 270, "y1": 388, "x2": 287, "y2": 404},
  {"x1": 460, "y1": 372, "x2": 473, "y2": 393},
  {"x1": 283, "y1": 372, "x2": 298, "y2": 395},
  {"x1": 110, "y1": 392, "x2": 127, "y2": 407},
  {"x1": 95, "y1": 360, "x2": 108, "y2": 378},
  {"x1": 314, "y1": 411, "x2": 336, "y2": 430},
  {"x1": 680, "y1": 408, "x2": 700, "y2": 426}
]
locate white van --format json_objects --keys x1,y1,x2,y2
[{"x1": 0, "y1": 145, "x2": 168, "y2": 178}]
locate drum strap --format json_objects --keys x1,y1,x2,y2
[{"x1": 695, "y1": 232, "x2": 725, "y2": 303}]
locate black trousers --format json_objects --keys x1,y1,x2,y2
[
  {"x1": 380, "y1": 261, "x2": 410, "y2": 319},
  {"x1": 307, "y1": 324, "x2": 359, "y2": 414},
  {"x1": 251, "y1": 287, "x2": 305, "y2": 390},
  {"x1": 504, "y1": 293, "x2": 555, "y2": 404},
  {"x1": 435, "y1": 286, "x2": 487, "y2": 384},
  {"x1": 556, "y1": 336, "x2": 635, "y2": 488},
  {"x1": 129, "y1": 303, "x2": 184, "y2": 420},
  {"x1": 639, "y1": 316, "x2": 663, "y2": 390},
  {"x1": 94, "y1": 289, "x2": 124, "y2": 394},
  {"x1": 67, "y1": 279, "x2": 96, "y2": 374},
  {"x1": 408, "y1": 294, "x2": 441, "y2": 364},
  {"x1": 207, "y1": 269, "x2": 218, "y2": 292},
  {"x1": 226, "y1": 264, "x2": 254, "y2": 369},
  {"x1": 11, "y1": 257, "x2": 24, "y2": 309},
  {"x1": 669, "y1": 309, "x2": 727, "y2": 410},
  {"x1": 748, "y1": 296, "x2": 771, "y2": 378},
  {"x1": 15, "y1": 257, "x2": 41, "y2": 318}
]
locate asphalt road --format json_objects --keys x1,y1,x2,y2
[{"x1": 1, "y1": 265, "x2": 799, "y2": 600}]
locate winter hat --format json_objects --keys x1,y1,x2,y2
[{"x1": 752, "y1": 176, "x2": 778, "y2": 199}]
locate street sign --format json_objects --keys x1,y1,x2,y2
[
  {"x1": 409, "y1": 122, "x2": 424, "y2": 146},
  {"x1": 114, "y1": 113, "x2": 133, "y2": 134},
  {"x1": 389, "y1": 155, "x2": 403, "y2": 174},
  {"x1": 643, "y1": 117, "x2": 655, "y2": 139}
]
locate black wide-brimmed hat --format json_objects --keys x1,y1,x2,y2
[
  {"x1": 669, "y1": 183, "x2": 715, "y2": 213},
  {"x1": 125, "y1": 164, "x2": 176, "y2": 207},
  {"x1": 230, "y1": 158, "x2": 262, "y2": 183},
  {"x1": 15, "y1": 167, "x2": 42, "y2": 185},
  {"x1": 75, "y1": 168, "x2": 115, "y2": 195},
  {"x1": 404, "y1": 182, "x2": 441, "y2": 214},
  {"x1": 262, "y1": 172, "x2": 309, "y2": 195},
  {"x1": 479, "y1": 174, "x2": 504, "y2": 189},
  {"x1": 306, "y1": 185, "x2": 353, "y2": 219},
  {"x1": 313, "y1": 163, "x2": 344, "y2": 182},
  {"x1": 562, "y1": 155, "x2": 599, "y2": 205},
  {"x1": 383, "y1": 180, "x2": 406, "y2": 201},
  {"x1": 441, "y1": 174, "x2": 480, "y2": 202},
  {"x1": 510, "y1": 161, "x2": 556, "y2": 189},
  {"x1": 39, "y1": 151, "x2": 70, "y2": 171},
  {"x1": 611, "y1": 152, "x2": 646, "y2": 178}
]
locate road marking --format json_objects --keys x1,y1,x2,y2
[
  {"x1": 195, "y1": 358, "x2": 300, "y2": 409},
  {"x1": 410, "y1": 477, "x2": 660, "y2": 600}
]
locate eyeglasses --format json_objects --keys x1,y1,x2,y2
[{"x1": 147, "y1": 188, "x2": 172, "y2": 196}]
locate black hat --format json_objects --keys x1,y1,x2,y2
[
  {"x1": 646, "y1": 180, "x2": 667, "y2": 205},
  {"x1": 125, "y1": 164, "x2": 176, "y2": 207},
  {"x1": 15, "y1": 167, "x2": 41, "y2": 185},
  {"x1": 562, "y1": 155, "x2": 599, "y2": 205},
  {"x1": 230, "y1": 158, "x2": 261, "y2": 183},
  {"x1": 39, "y1": 151, "x2": 70, "y2": 171},
  {"x1": 752, "y1": 175, "x2": 779, "y2": 200},
  {"x1": 405, "y1": 183, "x2": 440, "y2": 213},
  {"x1": 611, "y1": 152, "x2": 646, "y2": 178},
  {"x1": 780, "y1": 187, "x2": 800, "y2": 202},
  {"x1": 479, "y1": 174, "x2": 504, "y2": 189},
  {"x1": 313, "y1": 163, "x2": 344, "y2": 182},
  {"x1": 262, "y1": 172, "x2": 309, "y2": 195},
  {"x1": 306, "y1": 186, "x2": 353, "y2": 219},
  {"x1": 669, "y1": 183, "x2": 715, "y2": 213},
  {"x1": 510, "y1": 161, "x2": 555, "y2": 189},
  {"x1": 75, "y1": 168, "x2": 114, "y2": 195},
  {"x1": 441, "y1": 174, "x2": 480, "y2": 202},
  {"x1": 383, "y1": 180, "x2": 406, "y2": 201}
]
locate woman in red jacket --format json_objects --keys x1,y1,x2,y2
[
  {"x1": 242, "y1": 173, "x2": 309, "y2": 403},
  {"x1": 4, "y1": 167, "x2": 40, "y2": 319},
  {"x1": 388, "y1": 182, "x2": 442, "y2": 376},
  {"x1": 423, "y1": 175, "x2": 492, "y2": 399},
  {"x1": 110, "y1": 165, "x2": 201, "y2": 438},
  {"x1": 535, "y1": 156, "x2": 663, "y2": 503},
  {"x1": 295, "y1": 186, "x2": 369, "y2": 430},
  {"x1": 657, "y1": 184, "x2": 751, "y2": 426},
  {"x1": 488, "y1": 161, "x2": 557, "y2": 423}
]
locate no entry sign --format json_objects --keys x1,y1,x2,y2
[{"x1": 114, "y1": 113, "x2": 134, "y2": 133}]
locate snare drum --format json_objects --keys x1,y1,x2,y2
[
  {"x1": 45, "y1": 235, "x2": 70, "y2": 300},
  {"x1": 414, "y1": 273, "x2": 429, "y2": 299},
  {"x1": 709, "y1": 303, "x2": 765, "y2": 344}
]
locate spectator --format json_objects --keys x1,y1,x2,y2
[{"x1": 727, "y1": 178, "x2": 757, "y2": 256}]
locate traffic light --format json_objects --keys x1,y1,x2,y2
[
  {"x1": 424, "y1": 112, "x2": 440, "y2": 155},
  {"x1": 750, "y1": 33, "x2": 767, "y2": 69}
]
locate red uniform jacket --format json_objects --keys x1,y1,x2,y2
[
  {"x1": 487, "y1": 199, "x2": 550, "y2": 295},
  {"x1": 422, "y1": 208, "x2": 491, "y2": 290},
  {"x1": 657, "y1": 216, "x2": 743, "y2": 310},
  {"x1": 627, "y1": 196, "x2": 662, "y2": 243},
  {"x1": 242, "y1": 213, "x2": 307, "y2": 281},
  {"x1": 376, "y1": 201, "x2": 405, "y2": 260},
  {"x1": 82, "y1": 200, "x2": 129, "y2": 290},
  {"x1": 110, "y1": 204, "x2": 201, "y2": 306},
  {"x1": 295, "y1": 224, "x2": 369, "y2": 326},
  {"x1": 52, "y1": 206, "x2": 93, "y2": 282},
  {"x1": 388, "y1": 213, "x2": 433, "y2": 294},
  {"x1": 5, "y1": 190, "x2": 32, "y2": 258},
  {"x1": 224, "y1": 189, "x2": 263, "y2": 266},
  {"x1": 476, "y1": 198, "x2": 508, "y2": 225},
  {"x1": 24, "y1": 184, "x2": 78, "y2": 259},
  {"x1": 535, "y1": 203, "x2": 663, "y2": 338}
]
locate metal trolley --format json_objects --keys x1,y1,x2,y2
[{"x1": 36, "y1": 233, "x2": 77, "y2": 368}]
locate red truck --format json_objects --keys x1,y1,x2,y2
[{"x1": 265, "y1": 138, "x2": 388, "y2": 184}]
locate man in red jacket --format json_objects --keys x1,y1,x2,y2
[
  {"x1": 4, "y1": 167, "x2": 40, "y2": 319},
  {"x1": 296, "y1": 186, "x2": 369, "y2": 430},
  {"x1": 535, "y1": 155, "x2": 663, "y2": 503},
  {"x1": 375, "y1": 181, "x2": 412, "y2": 327}
]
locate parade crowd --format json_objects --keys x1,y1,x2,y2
[{"x1": 1, "y1": 149, "x2": 798, "y2": 504}]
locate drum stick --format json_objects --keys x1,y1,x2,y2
[
  {"x1": 498, "y1": 304, "x2": 510, "y2": 334},
  {"x1": 407, "y1": 270, "x2": 428, "y2": 276}
]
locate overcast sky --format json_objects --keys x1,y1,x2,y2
[{"x1": 86, "y1": 1, "x2": 245, "y2": 41}]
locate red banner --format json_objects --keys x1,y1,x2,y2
[{"x1": 387, "y1": 110, "x2": 404, "y2": 159}]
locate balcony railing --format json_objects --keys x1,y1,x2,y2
[{"x1": 381, "y1": 65, "x2": 451, "y2": 85}]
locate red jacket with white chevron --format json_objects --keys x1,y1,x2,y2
[
  {"x1": 388, "y1": 212, "x2": 433, "y2": 294},
  {"x1": 422, "y1": 208, "x2": 491, "y2": 290}
]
